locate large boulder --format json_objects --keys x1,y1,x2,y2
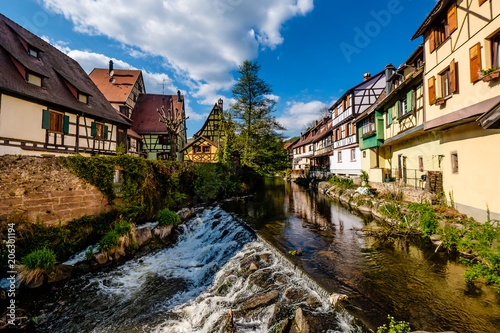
[
  {"x1": 47, "y1": 264, "x2": 74, "y2": 284},
  {"x1": 153, "y1": 225, "x2": 173, "y2": 239},
  {"x1": 295, "y1": 307, "x2": 338, "y2": 333},
  {"x1": 135, "y1": 227, "x2": 152, "y2": 246}
]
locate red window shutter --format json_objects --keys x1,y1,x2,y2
[
  {"x1": 469, "y1": 43, "x2": 482, "y2": 83},
  {"x1": 342, "y1": 99, "x2": 346, "y2": 110},
  {"x1": 334, "y1": 107, "x2": 338, "y2": 117},
  {"x1": 338, "y1": 128, "x2": 342, "y2": 140},
  {"x1": 479, "y1": 0, "x2": 487, "y2": 6},
  {"x1": 334, "y1": 130, "x2": 337, "y2": 141},
  {"x1": 450, "y1": 59, "x2": 457, "y2": 93},
  {"x1": 448, "y1": 5, "x2": 457, "y2": 34},
  {"x1": 429, "y1": 30, "x2": 436, "y2": 53},
  {"x1": 351, "y1": 123, "x2": 355, "y2": 136},
  {"x1": 428, "y1": 76, "x2": 436, "y2": 105},
  {"x1": 345, "y1": 124, "x2": 349, "y2": 136},
  {"x1": 346, "y1": 96, "x2": 350, "y2": 108}
]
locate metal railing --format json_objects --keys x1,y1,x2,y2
[{"x1": 384, "y1": 168, "x2": 429, "y2": 190}]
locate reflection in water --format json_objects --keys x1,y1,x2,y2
[{"x1": 222, "y1": 178, "x2": 500, "y2": 332}]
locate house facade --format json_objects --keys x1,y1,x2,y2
[
  {"x1": 89, "y1": 64, "x2": 146, "y2": 156},
  {"x1": 181, "y1": 99, "x2": 225, "y2": 163},
  {"x1": 0, "y1": 14, "x2": 129, "y2": 157},
  {"x1": 329, "y1": 70, "x2": 386, "y2": 176},
  {"x1": 310, "y1": 117, "x2": 333, "y2": 178},
  {"x1": 413, "y1": 0, "x2": 500, "y2": 220},
  {"x1": 131, "y1": 92, "x2": 187, "y2": 161},
  {"x1": 291, "y1": 131, "x2": 314, "y2": 172}
]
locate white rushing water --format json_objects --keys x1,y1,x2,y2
[{"x1": 37, "y1": 207, "x2": 361, "y2": 333}]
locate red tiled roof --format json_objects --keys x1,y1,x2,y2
[
  {"x1": 131, "y1": 93, "x2": 183, "y2": 134},
  {"x1": 284, "y1": 143, "x2": 293, "y2": 150},
  {"x1": 127, "y1": 128, "x2": 142, "y2": 140},
  {"x1": 0, "y1": 14, "x2": 128, "y2": 126},
  {"x1": 89, "y1": 68, "x2": 142, "y2": 103},
  {"x1": 180, "y1": 136, "x2": 218, "y2": 152}
]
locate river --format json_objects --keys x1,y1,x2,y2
[{"x1": 19, "y1": 178, "x2": 500, "y2": 332}]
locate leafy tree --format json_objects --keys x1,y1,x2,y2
[{"x1": 231, "y1": 60, "x2": 285, "y2": 172}]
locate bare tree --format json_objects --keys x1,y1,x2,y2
[{"x1": 157, "y1": 104, "x2": 188, "y2": 161}]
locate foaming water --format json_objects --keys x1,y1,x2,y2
[{"x1": 34, "y1": 207, "x2": 360, "y2": 333}]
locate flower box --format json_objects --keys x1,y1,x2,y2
[
  {"x1": 482, "y1": 70, "x2": 500, "y2": 82},
  {"x1": 434, "y1": 99, "x2": 446, "y2": 106}
]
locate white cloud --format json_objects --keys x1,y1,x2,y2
[
  {"x1": 277, "y1": 100, "x2": 328, "y2": 135},
  {"x1": 39, "y1": 0, "x2": 314, "y2": 102}
]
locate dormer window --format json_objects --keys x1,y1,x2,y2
[
  {"x1": 28, "y1": 46, "x2": 39, "y2": 58},
  {"x1": 26, "y1": 72, "x2": 42, "y2": 87},
  {"x1": 78, "y1": 92, "x2": 88, "y2": 104}
]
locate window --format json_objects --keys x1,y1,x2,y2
[
  {"x1": 386, "y1": 107, "x2": 393, "y2": 126},
  {"x1": 419, "y1": 156, "x2": 424, "y2": 172},
  {"x1": 400, "y1": 97, "x2": 408, "y2": 116},
  {"x1": 489, "y1": 32, "x2": 500, "y2": 69},
  {"x1": 340, "y1": 125, "x2": 346, "y2": 138},
  {"x1": 78, "y1": 92, "x2": 88, "y2": 104},
  {"x1": 428, "y1": 76, "x2": 436, "y2": 105},
  {"x1": 351, "y1": 149, "x2": 356, "y2": 161},
  {"x1": 429, "y1": 4, "x2": 457, "y2": 52},
  {"x1": 28, "y1": 46, "x2": 39, "y2": 58},
  {"x1": 119, "y1": 105, "x2": 130, "y2": 118},
  {"x1": 42, "y1": 109, "x2": 69, "y2": 134},
  {"x1": 451, "y1": 152, "x2": 459, "y2": 174},
  {"x1": 194, "y1": 146, "x2": 202, "y2": 153},
  {"x1": 363, "y1": 151, "x2": 367, "y2": 158},
  {"x1": 203, "y1": 146, "x2": 210, "y2": 153},
  {"x1": 337, "y1": 151, "x2": 342, "y2": 163},
  {"x1": 361, "y1": 114, "x2": 375, "y2": 137},
  {"x1": 441, "y1": 68, "x2": 452, "y2": 97},
  {"x1": 470, "y1": 43, "x2": 482, "y2": 82},
  {"x1": 158, "y1": 135, "x2": 170, "y2": 145},
  {"x1": 91, "y1": 122, "x2": 108, "y2": 140},
  {"x1": 26, "y1": 72, "x2": 42, "y2": 87}
]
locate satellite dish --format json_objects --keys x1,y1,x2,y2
[
  {"x1": 109, "y1": 77, "x2": 116, "y2": 84},
  {"x1": 109, "y1": 70, "x2": 115, "y2": 77}
]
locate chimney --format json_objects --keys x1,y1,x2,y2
[
  {"x1": 363, "y1": 72, "x2": 371, "y2": 81},
  {"x1": 218, "y1": 98, "x2": 223, "y2": 111},
  {"x1": 109, "y1": 60, "x2": 114, "y2": 76},
  {"x1": 177, "y1": 90, "x2": 181, "y2": 102},
  {"x1": 384, "y1": 64, "x2": 396, "y2": 95}
]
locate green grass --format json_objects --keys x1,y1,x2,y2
[{"x1": 22, "y1": 248, "x2": 56, "y2": 271}]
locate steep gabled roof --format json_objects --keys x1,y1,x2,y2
[
  {"x1": 0, "y1": 14, "x2": 128, "y2": 126},
  {"x1": 411, "y1": 0, "x2": 453, "y2": 40},
  {"x1": 131, "y1": 93, "x2": 183, "y2": 134},
  {"x1": 179, "y1": 136, "x2": 219, "y2": 153},
  {"x1": 89, "y1": 68, "x2": 143, "y2": 103},
  {"x1": 194, "y1": 100, "x2": 223, "y2": 139}
]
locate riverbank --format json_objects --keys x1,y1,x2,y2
[{"x1": 303, "y1": 178, "x2": 500, "y2": 293}]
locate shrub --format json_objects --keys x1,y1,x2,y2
[
  {"x1": 378, "y1": 203, "x2": 402, "y2": 220},
  {"x1": 407, "y1": 203, "x2": 438, "y2": 236},
  {"x1": 22, "y1": 248, "x2": 56, "y2": 271},
  {"x1": 157, "y1": 208, "x2": 180, "y2": 227},
  {"x1": 377, "y1": 316, "x2": 410, "y2": 333},
  {"x1": 98, "y1": 230, "x2": 120, "y2": 253}
]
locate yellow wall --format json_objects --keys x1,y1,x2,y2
[
  {"x1": 441, "y1": 122, "x2": 500, "y2": 221},
  {"x1": 0, "y1": 95, "x2": 45, "y2": 142},
  {"x1": 385, "y1": 83, "x2": 424, "y2": 139},
  {"x1": 424, "y1": 0, "x2": 500, "y2": 121}
]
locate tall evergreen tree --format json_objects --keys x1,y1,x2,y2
[{"x1": 231, "y1": 60, "x2": 284, "y2": 171}]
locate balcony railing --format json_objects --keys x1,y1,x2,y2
[
  {"x1": 332, "y1": 107, "x2": 353, "y2": 126},
  {"x1": 333, "y1": 134, "x2": 356, "y2": 149},
  {"x1": 384, "y1": 168, "x2": 440, "y2": 190}
]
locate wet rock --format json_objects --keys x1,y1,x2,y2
[
  {"x1": 25, "y1": 273, "x2": 44, "y2": 289},
  {"x1": 249, "y1": 269, "x2": 274, "y2": 289},
  {"x1": 177, "y1": 207, "x2": 193, "y2": 221},
  {"x1": 94, "y1": 252, "x2": 108, "y2": 265},
  {"x1": 135, "y1": 227, "x2": 152, "y2": 246},
  {"x1": 153, "y1": 225, "x2": 173, "y2": 239},
  {"x1": 329, "y1": 293, "x2": 348, "y2": 305},
  {"x1": 249, "y1": 262, "x2": 259, "y2": 271},
  {"x1": 274, "y1": 273, "x2": 289, "y2": 285},
  {"x1": 0, "y1": 287, "x2": 6, "y2": 300},
  {"x1": 295, "y1": 307, "x2": 338, "y2": 333},
  {"x1": 268, "y1": 304, "x2": 292, "y2": 328},
  {"x1": 222, "y1": 309, "x2": 235, "y2": 333},
  {"x1": 47, "y1": 264, "x2": 73, "y2": 284},
  {"x1": 306, "y1": 297, "x2": 322, "y2": 308},
  {"x1": 284, "y1": 288, "x2": 306, "y2": 302},
  {"x1": 277, "y1": 317, "x2": 292, "y2": 333},
  {"x1": 241, "y1": 290, "x2": 279, "y2": 312},
  {"x1": 111, "y1": 235, "x2": 130, "y2": 260},
  {"x1": 214, "y1": 213, "x2": 222, "y2": 219},
  {"x1": 211, "y1": 220, "x2": 220, "y2": 228}
]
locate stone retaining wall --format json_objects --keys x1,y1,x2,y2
[{"x1": 0, "y1": 155, "x2": 109, "y2": 226}]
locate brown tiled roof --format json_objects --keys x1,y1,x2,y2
[
  {"x1": 179, "y1": 135, "x2": 218, "y2": 152},
  {"x1": 131, "y1": 93, "x2": 183, "y2": 134},
  {"x1": 411, "y1": 0, "x2": 452, "y2": 40},
  {"x1": 284, "y1": 142, "x2": 293, "y2": 150},
  {"x1": 127, "y1": 129, "x2": 142, "y2": 140},
  {"x1": 0, "y1": 14, "x2": 128, "y2": 126},
  {"x1": 89, "y1": 68, "x2": 142, "y2": 103}
]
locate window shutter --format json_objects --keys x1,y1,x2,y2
[
  {"x1": 351, "y1": 123, "x2": 355, "y2": 136},
  {"x1": 429, "y1": 30, "x2": 436, "y2": 53},
  {"x1": 428, "y1": 76, "x2": 436, "y2": 104},
  {"x1": 42, "y1": 109, "x2": 51, "y2": 129},
  {"x1": 342, "y1": 99, "x2": 346, "y2": 110},
  {"x1": 346, "y1": 96, "x2": 350, "y2": 108},
  {"x1": 479, "y1": 0, "x2": 487, "y2": 6},
  {"x1": 407, "y1": 90, "x2": 413, "y2": 113},
  {"x1": 63, "y1": 115, "x2": 70, "y2": 134},
  {"x1": 338, "y1": 128, "x2": 342, "y2": 140},
  {"x1": 469, "y1": 43, "x2": 482, "y2": 82},
  {"x1": 388, "y1": 107, "x2": 393, "y2": 125},
  {"x1": 334, "y1": 107, "x2": 338, "y2": 117},
  {"x1": 395, "y1": 101, "x2": 400, "y2": 119},
  {"x1": 91, "y1": 122, "x2": 96, "y2": 137},
  {"x1": 450, "y1": 59, "x2": 457, "y2": 93},
  {"x1": 345, "y1": 123, "x2": 349, "y2": 137},
  {"x1": 334, "y1": 130, "x2": 337, "y2": 141},
  {"x1": 104, "y1": 125, "x2": 109, "y2": 139},
  {"x1": 448, "y1": 5, "x2": 457, "y2": 34}
]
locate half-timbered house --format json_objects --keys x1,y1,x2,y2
[
  {"x1": 89, "y1": 63, "x2": 145, "y2": 155},
  {"x1": 0, "y1": 14, "x2": 130, "y2": 156},
  {"x1": 413, "y1": 0, "x2": 500, "y2": 221},
  {"x1": 131, "y1": 92, "x2": 187, "y2": 160},
  {"x1": 329, "y1": 70, "x2": 386, "y2": 176},
  {"x1": 310, "y1": 117, "x2": 333, "y2": 179},
  {"x1": 181, "y1": 99, "x2": 225, "y2": 163}
]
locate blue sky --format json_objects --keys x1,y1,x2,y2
[{"x1": 1, "y1": 0, "x2": 436, "y2": 138}]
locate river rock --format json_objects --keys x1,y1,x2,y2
[
  {"x1": 241, "y1": 290, "x2": 279, "y2": 312},
  {"x1": 153, "y1": 225, "x2": 173, "y2": 239},
  {"x1": 177, "y1": 208, "x2": 194, "y2": 221},
  {"x1": 249, "y1": 262, "x2": 259, "y2": 271},
  {"x1": 249, "y1": 269, "x2": 274, "y2": 288},
  {"x1": 306, "y1": 296, "x2": 322, "y2": 308},
  {"x1": 284, "y1": 288, "x2": 306, "y2": 302},
  {"x1": 295, "y1": 307, "x2": 338, "y2": 333},
  {"x1": 47, "y1": 264, "x2": 74, "y2": 284},
  {"x1": 25, "y1": 273, "x2": 44, "y2": 289},
  {"x1": 94, "y1": 252, "x2": 108, "y2": 265},
  {"x1": 329, "y1": 293, "x2": 348, "y2": 305},
  {"x1": 135, "y1": 227, "x2": 152, "y2": 246},
  {"x1": 111, "y1": 235, "x2": 130, "y2": 260}
]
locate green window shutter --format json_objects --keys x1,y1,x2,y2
[
  {"x1": 407, "y1": 90, "x2": 413, "y2": 113},
  {"x1": 377, "y1": 118, "x2": 384, "y2": 140},
  {"x1": 42, "y1": 109, "x2": 51, "y2": 129},
  {"x1": 395, "y1": 102, "x2": 399, "y2": 118},
  {"x1": 91, "y1": 122, "x2": 96, "y2": 137},
  {"x1": 388, "y1": 107, "x2": 393, "y2": 125},
  {"x1": 63, "y1": 115, "x2": 70, "y2": 134},
  {"x1": 104, "y1": 125, "x2": 109, "y2": 139}
]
